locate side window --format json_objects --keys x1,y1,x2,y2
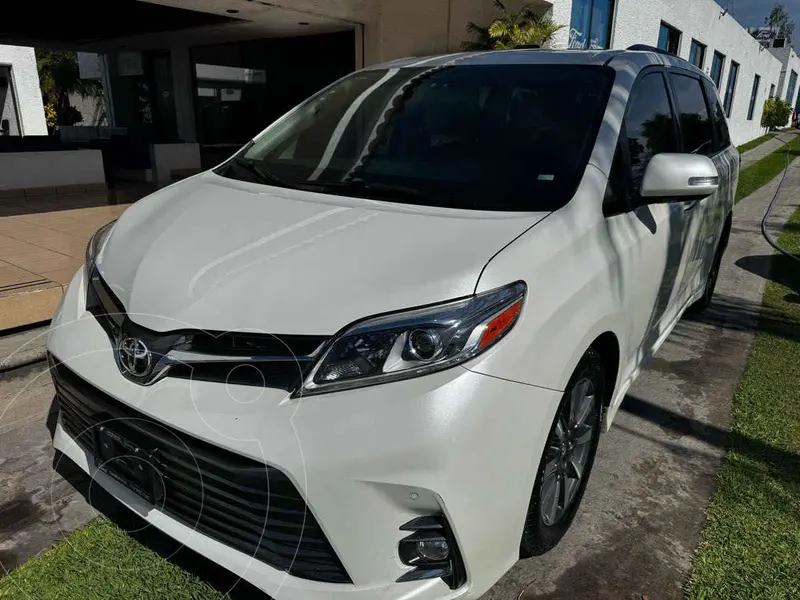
[
  {"x1": 625, "y1": 72, "x2": 679, "y2": 195},
  {"x1": 669, "y1": 73, "x2": 714, "y2": 156},
  {"x1": 703, "y1": 79, "x2": 731, "y2": 151}
]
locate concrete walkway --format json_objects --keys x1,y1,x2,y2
[
  {"x1": 0, "y1": 185, "x2": 150, "y2": 332},
  {"x1": 0, "y1": 166, "x2": 799, "y2": 595},
  {"x1": 484, "y1": 163, "x2": 800, "y2": 598},
  {"x1": 740, "y1": 130, "x2": 798, "y2": 168}
]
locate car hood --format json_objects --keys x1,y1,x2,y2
[{"x1": 98, "y1": 172, "x2": 547, "y2": 335}]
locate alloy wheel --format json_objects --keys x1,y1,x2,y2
[{"x1": 539, "y1": 378, "x2": 596, "y2": 527}]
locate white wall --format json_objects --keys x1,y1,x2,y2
[
  {"x1": 770, "y1": 45, "x2": 800, "y2": 111},
  {"x1": 0, "y1": 45, "x2": 47, "y2": 136},
  {"x1": 610, "y1": 0, "x2": 782, "y2": 144},
  {"x1": 547, "y1": 0, "x2": 782, "y2": 145},
  {"x1": 149, "y1": 143, "x2": 201, "y2": 184},
  {"x1": 0, "y1": 150, "x2": 104, "y2": 191}
]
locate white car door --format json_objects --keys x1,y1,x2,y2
[
  {"x1": 666, "y1": 71, "x2": 731, "y2": 298},
  {"x1": 601, "y1": 69, "x2": 695, "y2": 391}
]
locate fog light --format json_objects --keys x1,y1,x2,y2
[
  {"x1": 416, "y1": 538, "x2": 449, "y2": 561},
  {"x1": 397, "y1": 515, "x2": 465, "y2": 589}
]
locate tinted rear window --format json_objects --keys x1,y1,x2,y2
[{"x1": 219, "y1": 65, "x2": 615, "y2": 211}]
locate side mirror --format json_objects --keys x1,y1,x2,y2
[{"x1": 640, "y1": 153, "x2": 719, "y2": 203}]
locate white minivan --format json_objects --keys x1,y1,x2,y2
[{"x1": 48, "y1": 46, "x2": 738, "y2": 600}]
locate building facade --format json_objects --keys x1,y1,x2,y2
[
  {"x1": 549, "y1": 0, "x2": 791, "y2": 145},
  {"x1": 0, "y1": 45, "x2": 46, "y2": 137},
  {"x1": 3, "y1": 0, "x2": 799, "y2": 178}
]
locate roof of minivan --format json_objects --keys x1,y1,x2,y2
[{"x1": 367, "y1": 48, "x2": 709, "y2": 81}]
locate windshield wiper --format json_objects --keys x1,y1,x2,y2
[
  {"x1": 229, "y1": 157, "x2": 293, "y2": 189},
  {"x1": 310, "y1": 178, "x2": 433, "y2": 204}
]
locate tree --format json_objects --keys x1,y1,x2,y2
[
  {"x1": 761, "y1": 97, "x2": 793, "y2": 130},
  {"x1": 36, "y1": 49, "x2": 102, "y2": 127},
  {"x1": 463, "y1": 0, "x2": 564, "y2": 51},
  {"x1": 765, "y1": 2, "x2": 795, "y2": 41}
]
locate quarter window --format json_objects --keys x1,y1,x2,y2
[
  {"x1": 747, "y1": 74, "x2": 761, "y2": 121},
  {"x1": 657, "y1": 22, "x2": 682, "y2": 55},
  {"x1": 689, "y1": 40, "x2": 707, "y2": 69},
  {"x1": 710, "y1": 51, "x2": 725, "y2": 88},
  {"x1": 669, "y1": 74, "x2": 714, "y2": 156},
  {"x1": 625, "y1": 72, "x2": 678, "y2": 195},
  {"x1": 569, "y1": 0, "x2": 616, "y2": 50},
  {"x1": 723, "y1": 61, "x2": 740, "y2": 117},
  {"x1": 703, "y1": 79, "x2": 731, "y2": 152}
]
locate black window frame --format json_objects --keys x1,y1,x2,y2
[
  {"x1": 747, "y1": 74, "x2": 761, "y2": 121},
  {"x1": 604, "y1": 67, "x2": 680, "y2": 214},
  {"x1": 658, "y1": 21, "x2": 682, "y2": 55},
  {"x1": 770, "y1": 83, "x2": 776, "y2": 98},
  {"x1": 710, "y1": 51, "x2": 726, "y2": 89},
  {"x1": 689, "y1": 39, "x2": 707, "y2": 69},
  {"x1": 723, "y1": 61, "x2": 740, "y2": 118}
]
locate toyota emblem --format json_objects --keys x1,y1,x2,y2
[{"x1": 118, "y1": 337, "x2": 153, "y2": 378}]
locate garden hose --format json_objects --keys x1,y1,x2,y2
[{"x1": 760, "y1": 135, "x2": 800, "y2": 266}]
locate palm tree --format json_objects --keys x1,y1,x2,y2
[
  {"x1": 463, "y1": 0, "x2": 564, "y2": 51},
  {"x1": 36, "y1": 49, "x2": 102, "y2": 127}
]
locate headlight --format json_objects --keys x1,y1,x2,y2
[
  {"x1": 84, "y1": 220, "x2": 117, "y2": 273},
  {"x1": 298, "y1": 281, "x2": 526, "y2": 396}
]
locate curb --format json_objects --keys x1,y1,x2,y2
[
  {"x1": 0, "y1": 348, "x2": 48, "y2": 374},
  {"x1": 0, "y1": 325, "x2": 50, "y2": 374}
]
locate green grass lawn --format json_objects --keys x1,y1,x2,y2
[
  {"x1": 736, "y1": 135, "x2": 800, "y2": 203},
  {"x1": 737, "y1": 133, "x2": 776, "y2": 154},
  {"x1": 687, "y1": 210, "x2": 800, "y2": 599},
  {"x1": 0, "y1": 519, "x2": 226, "y2": 599}
]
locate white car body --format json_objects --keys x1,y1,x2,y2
[{"x1": 48, "y1": 47, "x2": 738, "y2": 599}]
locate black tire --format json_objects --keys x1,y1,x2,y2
[
  {"x1": 692, "y1": 236, "x2": 726, "y2": 312},
  {"x1": 520, "y1": 348, "x2": 605, "y2": 557}
]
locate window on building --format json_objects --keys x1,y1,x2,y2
[
  {"x1": 625, "y1": 72, "x2": 678, "y2": 194},
  {"x1": 669, "y1": 73, "x2": 714, "y2": 155},
  {"x1": 657, "y1": 22, "x2": 682, "y2": 55},
  {"x1": 723, "y1": 61, "x2": 739, "y2": 117},
  {"x1": 703, "y1": 79, "x2": 731, "y2": 152},
  {"x1": 786, "y1": 70, "x2": 798, "y2": 104},
  {"x1": 689, "y1": 40, "x2": 707, "y2": 69},
  {"x1": 710, "y1": 51, "x2": 725, "y2": 88},
  {"x1": 747, "y1": 74, "x2": 761, "y2": 121},
  {"x1": 569, "y1": 0, "x2": 616, "y2": 49},
  {"x1": 770, "y1": 83, "x2": 776, "y2": 98}
]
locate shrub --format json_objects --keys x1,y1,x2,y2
[{"x1": 761, "y1": 97, "x2": 793, "y2": 130}]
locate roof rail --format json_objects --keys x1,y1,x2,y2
[{"x1": 627, "y1": 44, "x2": 673, "y2": 56}]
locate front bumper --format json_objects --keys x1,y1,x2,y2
[{"x1": 48, "y1": 270, "x2": 562, "y2": 600}]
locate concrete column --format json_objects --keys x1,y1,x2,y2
[{"x1": 170, "y1": 46, "x2": 197, "y2": 143}]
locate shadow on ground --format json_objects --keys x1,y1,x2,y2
[
  {"x1": 736, "y1": 254, "x2": 800, "y2": 293},
  {"x1": 621, "y1": 395, "x2": 800, "y2": 486}
]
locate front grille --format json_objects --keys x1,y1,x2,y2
[
  {"x1": 85, "y1": 269, "x2": 329, "y2": 390},
  {"x1": 52, "y1": 359, "x2": 351, "y2": 584}
]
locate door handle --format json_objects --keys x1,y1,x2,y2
[{"x1": 683, "y1": 200, "x2": 698, "y2": 211}]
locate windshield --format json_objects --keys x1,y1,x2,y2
[{"x1": 216, "y1": 64, "x2": 614, "y2": 211}]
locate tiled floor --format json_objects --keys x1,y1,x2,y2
[{"x1": 0, "y1": 185, "x2": 153, "y2": 329}]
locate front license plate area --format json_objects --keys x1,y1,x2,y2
[{"x1": 94, "y1": 423, "x2": 164, "y2": 505}]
